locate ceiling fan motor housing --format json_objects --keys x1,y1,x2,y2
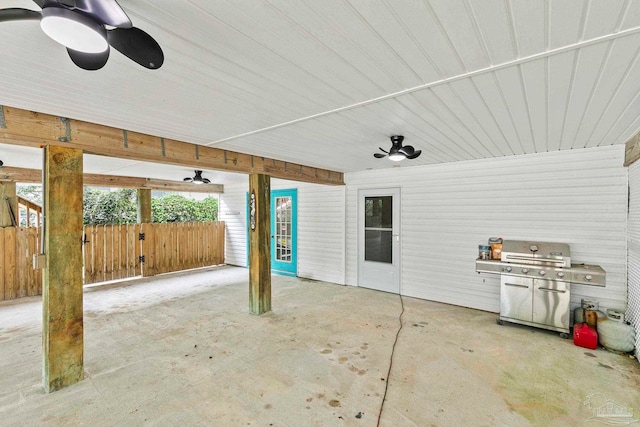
[{"x1": 390, "y1": 135, "x2": 404, "y2": 145}]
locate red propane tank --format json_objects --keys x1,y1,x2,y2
[{"x1": 574, "y1": 323, "x2": 598, "y2": 350}]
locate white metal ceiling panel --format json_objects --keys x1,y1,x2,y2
[
  {"x1": 520, "y1": 59, "x2": 549, "y2": 153},
  {"x1": 559, "y1": 42, "x2": 611, "y2": 150},
  {"x1": 469, "y1": 73, "x2": 523, "y2": 156},
  {"x1": 493, "y1": 66, "x2": 537, "y2": 154},
  {"x1": 428, "y1": 0, "x2": 492, "y2": 72},
  {"x1": 575, "y1": 35, "x2": 640, "y2": 147},
  {"x1": 345, "y1": 0, "x2": 441, "y2": 84},
  {"x1": 621, "y1": 0, "x2": 640, "y2": 30},
  {"x1": 429, "y1": 83, "x2": 504, "y2": 157},
  {"x1": 548, "y1": 0, "x2": 588, "y2": 50},
  {"x1": 393, "y1": 94, "x2": 476, "y2": 162},
  {"x1": 583, "y1": 0, "x2": 628, "y2": 39},
  {"x1": 509, "y1": 0, "x2": 547, "y2": 57},
  {"x1": 546, "y1": 51, "x2": 577, "y2": 152},
  {"x1": 385, "y1": 0, "x2": 467, "y2": 78},
  {"x1": 0, "y1": 0, "x2": 639, "y2": 179},
  {"x1": 586, "y1": 49, "x2": 640, "y2": 147},
  {"x1": 465, "y1": 0, "x2": 516, "y2": 65},
  {"x1": 447, "y1": 77, "x2": 512, "y2": 157}
]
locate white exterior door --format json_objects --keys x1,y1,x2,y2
[{"x1": 358, "y1": 188, "x2": 400, "y2": 293}]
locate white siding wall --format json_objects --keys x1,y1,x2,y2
[
  {"x1": 219, "y1": 182, "x2": 248, "y2": 267},
  {"x1": 345, "y1": 146, "x2": 628, "y2": 313},
  {"x1": 627, "y1": 161, "x2": 640, "y2": 360},
  {"x1": 219, "y1": 179, "x2": 346, "y2": 284},
  {"x1": 282, "y1": 181, "x2": 346, "y2": 284}
]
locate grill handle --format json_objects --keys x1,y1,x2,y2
[
  {"x1": 504, "y1": 282, "x2": 529, "y2": 289},
  {"x1": 538, "y1": 287, "x2": 566, "y2": 293},
  {"x1": 504, "y1": 255, "x2": 566, "y2": 265}
]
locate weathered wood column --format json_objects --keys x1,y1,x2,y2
[
  {"x1": 42, "y1": 146, "x2": 84, "y2": 393},
  {"x1": 137, "y1": 188, "x2": 152, "y2": 223},
  {"x1": 0, "y1": 181, "x2": 17, "y2": 226},
  {"x1": 248, "y1": 173, "x2": 271, "y2": 315}
]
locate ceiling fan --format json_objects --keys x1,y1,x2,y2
[
  {"x1": 183, "y1": 170, "x2": 210, "y2": 185},
  {"x1": 0, "y1": 0, "x2": 164, "y2": 71},
  {"x1": 374, "y1": 135, "x2": 422, "y2": 161}
]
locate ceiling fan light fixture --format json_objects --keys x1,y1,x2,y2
[
  {"x1": 185, "y1": 170, "x2": 210, "y2": 184},
  {"x1": 374, "y1": 135, "x2": 421, "y2": 161},
  {"x1": 40, "y1": 7, "x2": 108, "y2": 54}
]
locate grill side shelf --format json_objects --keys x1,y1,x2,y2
[
  {"x1": 570, "y1": 263, "x2": 606, "y2": 287},
  {"x1": 475, "y1": 259, "x2": 503, "y2": 275}
]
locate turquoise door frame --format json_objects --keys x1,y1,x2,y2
[
  {"x1": 246, "y1": 189, "x2": 297, "y2": 277},
  {"x1": 271, "y1": 189, "x2": 297, "y2": 276}
]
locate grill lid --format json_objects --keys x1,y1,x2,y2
[{"x1": 501, "y1": 240, "x2": 571, "y2": 267}]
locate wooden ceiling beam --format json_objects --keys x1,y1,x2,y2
[
  {"x1": 0, "y1": 106, "x2": 344, "y2": 186},
  {"x1": 624, "y1": 131, "x2": 640, "y2": 166},
  {"x1": 0, "y1": 166, "x2": 224, "y2": 193}
]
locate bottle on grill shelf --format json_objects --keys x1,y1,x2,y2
[{"x1": 488, "y1": 237, "x2": 503, "y2": 260}]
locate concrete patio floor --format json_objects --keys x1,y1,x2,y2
[{"x1": 0, "y1": 265, "x2": 639, "y2": 426}]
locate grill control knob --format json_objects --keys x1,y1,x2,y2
[
  {"x1": 538, "y1": 270, "x2": 546, "y2": 276},
  {"x1": 557, "y1": 271, "x2": 565, "y2": 278},
  {"x1": 522, "y1": 268, "x2": 529, "y2": 274},
  {"x1": 585, "y1": 274, "x2": 593, "y2": 282},
  {"x1": 503, "y1": 266, "x2": 512, "y2": 273}
]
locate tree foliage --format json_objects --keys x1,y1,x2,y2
[
  {"x1": 151, "y1": 194, "x2": 218, "y2": 223},
  {"x1": 83, "y1": 188, "x2": 137, "y2": 225},
  {"x1": 16, "y1": 185, "x2": 219, "y2": 225}
]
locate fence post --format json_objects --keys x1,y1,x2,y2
[
  {"x1": 0, "y1": 182, "x2": 17, "y2": 227},
  {"x1": 136, "y1": 189, "x2": 152, "y2": 224}
]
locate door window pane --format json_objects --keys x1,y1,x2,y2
[
  {"x1": 365, "y1": 196, "x2": 392, "y2": 228},
  {"x1": 365, "y1": 230, "x2": 393, "y2": 263},
  {"x1": 364, "y1": 195, "x2": 393, "y2": 264},
  {"x1": 275, "y1": 196, "x2": 292, "y2": 262}
]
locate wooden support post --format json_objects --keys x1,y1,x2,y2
[
  {"x1": 137, "y1": 188, "x2": 152, "y2": 224},
  {"x1": 42, "y1": 146, "x2": 84, "y2": 393},
  {"x1": 248, "y1": 173, "x2": 271, "y2": 315},
  {"x1": 0, "y1": 181, "x2": 17, "y2": 226}
]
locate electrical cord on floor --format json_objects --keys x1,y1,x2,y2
[{"x1": 376, "y1": 294, "x2": 405, "y2": 427}]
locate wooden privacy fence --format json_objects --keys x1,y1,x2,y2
[
  {"x1": 140, "y1": 222, "x2": 225, "y2": 276},
  {"x1": 83, "y1": 221, "x2": 225, "y2": 282},
  {"x1": 0, "y1": 227, "x2": 41, "y2": 300},
  {"x1": 82, "y1": 223, "x2": 142, "y2": 285},
  {"x1": 1, "y1": 221, "x2": 225, "y2": 300}
]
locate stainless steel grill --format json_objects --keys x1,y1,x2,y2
[{"x1": 476, "y1": 240, "x2": 606, "y2": 337}]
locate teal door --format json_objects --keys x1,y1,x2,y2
[
  {"x1": 246, "y1": 189, "x2": 297, "y2": 277},
  {"x1": 271, "y1": 189, "x2": 297, "y2": 276}
]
